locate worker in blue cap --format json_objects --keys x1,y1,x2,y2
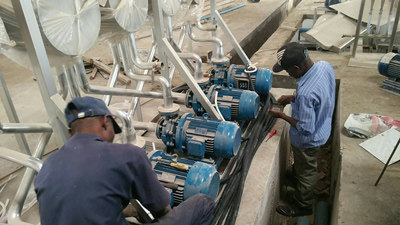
[
  {"x1": 269, "y1": 42, "x2": 336, "y2": 217},
  {"x1": 34, "y1": 96, "x2": 215, "y2": 225}
]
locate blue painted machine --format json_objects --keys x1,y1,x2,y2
[
  {"x1": 378, "y1": 53, "x2": 400, "y2": 95},
  {"x1": 212, "y1": 64, "x2": 273, "y2": 95},
  {"x1": 186, "y1": 85, "x2": 260, "y2": 121},
  {"x1": 148, "y1": 150, "x2": 220, "y2": 206},
  {"x1": 156, "y1": 113, "x2": 241, "y2": 159}
]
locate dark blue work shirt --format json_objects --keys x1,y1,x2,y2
[{"x1": 35, "y1": 133, "x2": 171, "y2": 225}]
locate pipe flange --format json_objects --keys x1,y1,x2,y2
[
  {"x1": 196, "y1": 77, "x2": 210, "y2": 86},
  {"x1": 211, "y1": 57, "x2": 230, "y2": 66},
  {"x1": 158, "y1": 103, "x2": 180, "y2": 116}
]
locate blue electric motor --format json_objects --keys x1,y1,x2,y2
[
  {"x1": 156, "y1": 113, "x2": 241, "y2": 159},
  {"x1": 378, "y1": 52, "x2": 400, "y2": 78},
  {"x1": 378, "y1": 53, "x2": 400, "y2": 95},
  {"x1": 148, "y1": 150, "x2": 220, "y2": 206},
  {"x1": 212, "y1": 64, "x2": 273, "y2": 95},
  {"x1": 186, "y1": 85, "x2": 260, "y2": 121}
]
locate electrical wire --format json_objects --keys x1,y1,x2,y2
[{"x1": 212, "y1": 93, "x2": 277, "y2": 225}]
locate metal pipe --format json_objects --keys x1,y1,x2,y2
[
  {"x1": 352, "y1": 0, "x2": 366, "y2": 58},
  {"x1": 0, "y1": 71, "x2": 31, "y2": 155},
  {"x1": 7, "y1": 132, "x2": 51, "y2": 225},
  {"x1": 166, "y1": 16, "x2": 174, "y2": 43},
  {"x1": 196, "y1": 20, "x2": 217, "y2": 31},
  {"x1": 74, "y1": 59, "x2": 166, "y2": 99},
  {"x1": 128, "y1": 41, "x2": 158, "y2": 120},
  {"x1": 103, "y1": 43, "x2": 121, "y2": 106},
  {"x1": 376, "y1": 0, "x2": 386, "y2": 34},
  {"x1": 63, "y1": 65, "x2": 81, "y2": 98},
  {"x1": 386, "y1": 0, "x2": 396, "y2": 35},
  {"x1": 132, "y1": 121, "x2": 158, "y2": 133},
  {"x1": 389, "y1": 0, "x2": 400, "y2": 52},
  {"x1": 57, "y1": 72, "x2": 68, "y2": 100},
  {"x1": 367, "y1": 0, "x2": 375, "y2": 34},
  {"x1": 125, "y1": 71, "x2": 173, "y2": 108},
  {"x1": 187, "y1": 23, "x2": 224, "y2": 61},
  {"x1": 127, "y1": 33, "x2": 163, "y2": 70},
  {"x1": 119, "y1": 39, "x2": 134, "y2": 74},
  {"x1": 0, "y1": 147, "x2": 43, "y2": 172},
  {"x1": 115, "y1": 110, "x2": 137, "y2": 144},
  {"x1": 0, "y1": 122, "x2": 53, "y2": 133},
  {"x1": 177, "y1": 53, "x2": 204, "y2": 81},
  {"x1": 169, "y1": 26, "x2": 189, "y2": 81}
]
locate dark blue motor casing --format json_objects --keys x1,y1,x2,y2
[
  {"x1": 212, "y1": 64, "x2": 273, "y2": 95},
  {"x1": 148, "y1": 150, "x2": 220, "y2": 206},
  {"x1": 378, "y1": 52, "x2": 400, "y2": 78},
  {"x1": 157, "y1": 113, "x2": 241, "y2": 159},
  {"x1": 186, "y1": 85, "x2": 260, "y2": 121}
]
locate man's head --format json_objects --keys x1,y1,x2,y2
[
  {"x1": 273, "y1": 42, "x2": 313, "y2": 79},
  {"x1": 65, "y1": 97, "x2": 121, "y2": 142}
]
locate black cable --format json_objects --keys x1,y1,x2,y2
[{"x1": 212, "y1": 94, "x2": 277, "y2": 225}]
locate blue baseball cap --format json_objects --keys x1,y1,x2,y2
[{"x1": 65, "y1": 96, "x2": 122, "y2": 134}]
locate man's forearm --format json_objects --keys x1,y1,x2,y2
[{"x1": 281, "y1": 114, "x2": 298, "y2": 129}]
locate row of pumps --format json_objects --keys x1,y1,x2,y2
[{"x1": 148, "y1": 62, "x2": 273, "y2": 204}]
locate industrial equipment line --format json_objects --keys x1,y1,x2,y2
[{"x1": 212, "y1": 93, "x2": 277, "y2": 224}]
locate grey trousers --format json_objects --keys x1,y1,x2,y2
[
  {"x1": 153, "y1": 194, "x2": 215, "y2": 225},
  {"x1": 292, "y1": 145, "x2": 320, "y2": 208}
]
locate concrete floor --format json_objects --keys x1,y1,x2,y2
[{"x1": 1, "y1": 0, "x2": 400, "y2": 224}]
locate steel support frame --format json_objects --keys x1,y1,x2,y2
[
  {"x1": 11, "y1": 0, "x2": 69, "y2": 147},
  {"x1": 209, "y1": 0, "x2": 252, "y2": 66},
  {"x1": 0, "y1": 72, "x2": 31, "y2": 155},
  {"x1": 151, "y1": 0, "x2": 222, "y2": 120}
]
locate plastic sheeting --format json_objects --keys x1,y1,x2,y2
[
  {"x1": 37, "y1": 0, "x2": 101, "y2": 56},
  {"x1": 171, "y1": 0, "x2": 192, "y2": 28},
  {"x1": 107, "y1": 0, "x2": 148, "y2": 32},
  {"x1": 161, "y1": 0, "x2": 181, "y2": 16},
  {"x1": 185, "y1": 0, "x2": 204, "y2": 23}
]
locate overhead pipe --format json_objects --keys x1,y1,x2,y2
[
  {"x1": 114, "y1": 110, "x2": 137, "y2": 144},
  {"x1": 7, "y1": 132, "x2": 51, "y2": 225},
  {"x1": 187, "y1": 23, "x2": 225, "y2": 62},
  {"x1": 0, "y1": 122, "x2": 53, "y2": 133},
  {"x1": 177, "y1": 53, "x2": 206, "y2": 82},
  {"x1": 127, "y1": 33, "x2": 163, "y2": 70}
]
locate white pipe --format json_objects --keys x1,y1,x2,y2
[
  {"x1": 74, "y1": 59, "x2": 166, "y2": 99},
  {"x1": 196, "y1": 20, "x2": 217, "y2": 31},
  {"x1": 0, "y1": 123, "x2": 53, "y2": 133},
  {"x1": 0, "y1": 147, "x2": 43, "y2": 172},
  {"x1": 103, "y1": 43, "x2": 121, "y2": 105},
  {"x1": 177, "y1": 53, "x2": 204, "y2": 81},
  {"x1": 187, "y1": 23, "x2": 224, "y2": 61},
  {"x1": 115, "y1": 110, "x2": 137, "y2": 144},
  {"x1": 127, "y1": 33, "x2": 163, "y2": 70},
  {"x1": 125, "y1": 71, "x2": 173, "y2": 108},
  {"x1": 132, "y1": 121, "x2": 158, "y2": 133}
]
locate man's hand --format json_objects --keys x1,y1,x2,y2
[
  {"x1": 268, "y1": 109, "x2": 285, "y2": 119},
  {"x1": 277, "y1": 95, "x2": 295, "y2": 105}
]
